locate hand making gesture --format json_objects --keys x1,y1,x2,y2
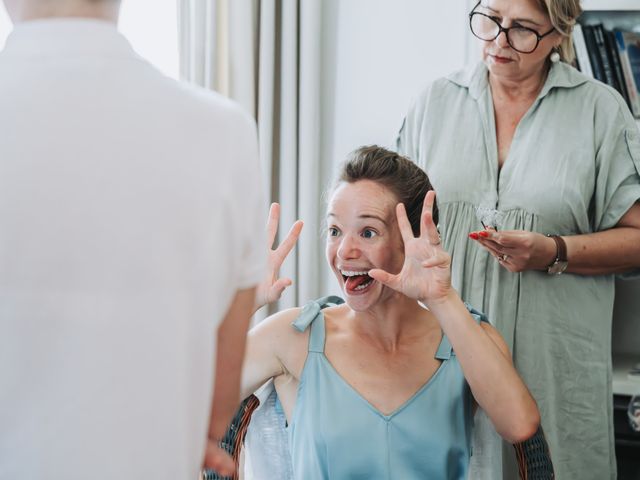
[
  {"x1": 369, "y1": 191, "x2": 452, "y2": 306},
  {"x1": 254, "y1": 203, "x2": 303, "y2": 311},
  {"x1": 468, "y1": 228, "x2": 557, "y2": 273}
]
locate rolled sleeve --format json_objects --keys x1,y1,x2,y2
[{"x1": 593, "y1": 116, "x2": 640, "y2": 232}]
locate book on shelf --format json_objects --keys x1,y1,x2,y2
[
  {"x1": 606, "y1": 29, "x2": 631, "y2": 110},
  {"x1": 573, "y1": 23, "x2": 640, "y2": 117},
  {"x1": 581, "y1": 25, "x2": 606, "y2": 82},
  {"x1": 614, "y1": 29, "x2": 640, "y2": 117},
  {"x1": 593, "y1": 24, "x2": 618, "y2": 90},
  {"x1": 573, "y1": 24, "x2": 594, "y2": 78}
]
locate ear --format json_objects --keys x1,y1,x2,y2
[{"x1": 554, "y1": 29, "x2": 564, "y2": 47}]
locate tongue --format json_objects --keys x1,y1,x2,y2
[{"x1": 346, "y1": 274, "x2": 371, "y2": 290}]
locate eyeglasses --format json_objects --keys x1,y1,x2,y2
[{"x1": 469, "y1": 3, "x2": 556, "y2": 54}]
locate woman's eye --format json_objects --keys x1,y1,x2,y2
[
  {"x1": 328, "y1": 227, "x2": 340, "y2": 237},
  {"x1": 361, "y1": 229, "x2": 377, "y2": 239}
]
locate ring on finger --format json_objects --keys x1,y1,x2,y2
[{"x1": 499, "y1": 253, "x2": 509, "y2": 262}]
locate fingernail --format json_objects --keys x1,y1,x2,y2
[
  {"x1": 478, "y1": 231, "x2": 490, "y2": 238},
  {"x1": 468, "y1": 232, "x2": 479, "y2": 240}
]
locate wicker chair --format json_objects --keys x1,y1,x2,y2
[
  {"x1": 202, "y1": 394, "x2": 554, "y2": 480},
  {"x1": 202, "y1": 395, "x2": 260, "y2": 480},
  {"x1": 514, "y1": 426, "x2": 555, "y2": 479}
]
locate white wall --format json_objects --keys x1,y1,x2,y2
[
  {"x1": 118, "y1": 0, "x2": 178, "y2": 79},
  {"x1": 318, "y1": 0, "x2": 472, "y2": 294},
  {"x1": 322, "y1": 0, "x2": 470, "y2": 171},
  {"x1": 0, "y1": 1, "x2": 178, "y2": 79}
]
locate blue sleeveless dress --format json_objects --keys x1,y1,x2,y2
[{"x1": 287, "y1": 296, "x2": 487, "y2": 480}]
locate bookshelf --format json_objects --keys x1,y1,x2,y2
[
  {"x1": 580, "y1": 4, "x2": 640, "y2": 38},
  {"x1": 583, "y1": 0, "x2": 640, "y2": 398},
  {"x1": 582, "y1": 0, "x2": 640, "y2": 12},
  {"x1": 581, "y1": 9, "x2": 640, "y2": 479},
  {"x1": 579, "y1": 1, "x2": 640, "y2": 130}
]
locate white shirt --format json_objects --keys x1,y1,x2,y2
[{"x1": 0, "y1": 19, "x2": 265, "y2": 480}]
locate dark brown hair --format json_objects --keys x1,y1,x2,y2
[{"x1": 335, "y1": 145, "x2": 438, "y2": 236}]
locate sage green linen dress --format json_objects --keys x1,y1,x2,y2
[{"x1": 396, "y1": 61, "x2": 640, "y2": 480}]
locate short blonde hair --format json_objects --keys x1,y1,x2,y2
[{"x1": 537, "y1": 0, "x2": 582, "y2": 63}]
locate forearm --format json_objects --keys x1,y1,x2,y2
[
  {"x1": 562, "y1": 227, "x2": 640, "y2": 275},
  {"x1": 208, "y1": 287, "x2": 255, "y2": 441},
  {"x1": 427, "y1": 292, "x2": 539, "y2": 443}
]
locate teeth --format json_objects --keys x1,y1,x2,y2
[
  {"x1": 341, "y1": 270, "x2": 369, "y2": 277},
  {"x1": 354, "y1": 281, "x2": 372, "y2": 291}
]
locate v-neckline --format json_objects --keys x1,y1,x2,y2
[
  {"x1": 487, "y1": 77, "x2": 544, "y2": 179},
  {"x1": 319, "y1": 350, "x2": 447, "y2": 420}
]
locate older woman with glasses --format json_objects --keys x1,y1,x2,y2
[{"x1": 397, "y1": 0, "x2": 640, "y2": 479}]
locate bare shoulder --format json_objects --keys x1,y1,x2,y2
[
  {"x1": 249, "y1": 307, "x2": 303, "y2": 337},
  {"x1": 480, "y1": 322, "x2": 512, "y2": 359},
  {"x1": 248, "y1": 307, "x2": 312, "y2": 379},
  {"x1": 322, "y1": 303, "x2": 351, "y2": 333}
]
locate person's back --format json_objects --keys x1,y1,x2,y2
[{"x1": 0, "y1": 3, "x2": 265, "y2": 479}]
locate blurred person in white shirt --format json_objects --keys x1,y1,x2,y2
[{"x1": 0, "y1": 1, "x2": 266, "y2": 479}]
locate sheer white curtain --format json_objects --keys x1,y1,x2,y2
[{"x1": 178, "y1": 0, "x2": 324, "y2": 313}]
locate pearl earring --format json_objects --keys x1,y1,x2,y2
[{"x1": 550, "y1": 49, "x2": 560, "y2": 63}]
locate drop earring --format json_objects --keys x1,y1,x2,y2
[{"x1": 550, "y1": 48, "x2": 560, "y2": 63}]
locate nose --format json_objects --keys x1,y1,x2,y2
[
  {"x1": 337, "y1": 233, "x2": 360, "y2": 261},
  {"x1": 495, "y1": 28, "x2": 510, "y2": 49}
]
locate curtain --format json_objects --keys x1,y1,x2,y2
[{"x1": 178, "y1": 0, "x2": 325, "y2": 314}]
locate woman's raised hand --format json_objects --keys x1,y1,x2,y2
[
  {"x1": 254, "y1": 203, "x2": 303, "y2": 311},
  {"x1": 368, "y1": 191, "x2": 452, "y2": 306}
]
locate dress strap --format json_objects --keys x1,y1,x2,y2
[
  {"x1": 291, "y1": 296, "x2": 344, "y2": 353},
  {"x1": 435, "y1": 334, "x2": 453, "y2": 360},
  {"x1": 434, "y1": 303, "x2": 489, "y2": 360}
]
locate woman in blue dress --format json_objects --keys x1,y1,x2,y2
[{"x1": 236, "y1": 145, "x2": 540, "y2": 479}]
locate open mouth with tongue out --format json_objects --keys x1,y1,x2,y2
[{"x1": 341, "y1": 269, "x2": 375, "y2": 295}]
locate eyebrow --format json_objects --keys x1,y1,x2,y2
[
  {"x1": 481, "y1": 5, "x2": 544, "y2": 27},
  {"x1": 360, "y1": 214, "x2": 388, "y2": 225},
  {"x1": 327, "y1": 213, "x2": 389, "y2": 225}
]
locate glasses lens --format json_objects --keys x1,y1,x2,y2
[
  {"x1": 470, "y1": 13, "x2": 499, "y2": 41},
  {"x1": 507, "y1": 27, "x2": 538, "y2": 53}
]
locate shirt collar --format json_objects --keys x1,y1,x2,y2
[
  {"x1": 2, "y1": 18, "x2": 137, "y2": 59},
  {"x1": 446, "y1": 63, "x2": 487, "y2": 100},
  {"x1": 446, "y1": 60, "x2": 588, "y2": 101}
]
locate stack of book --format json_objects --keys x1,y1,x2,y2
[{"x1": 574, "y1": 23, "x2": 640, "y2": 117}]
